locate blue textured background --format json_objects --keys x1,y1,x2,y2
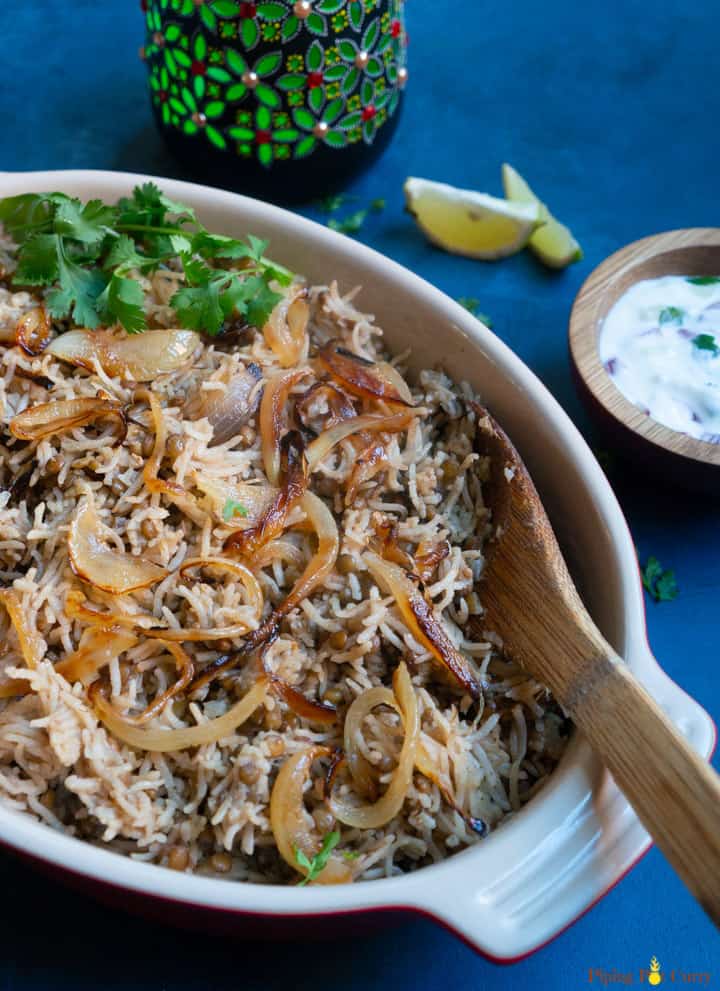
[{"x1": 1, "y1": 0, "x2": 719, "y2": 985}]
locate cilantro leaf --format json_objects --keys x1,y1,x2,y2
[
  {"x1": 117, "y1": 182, "x2": 196, "y2": 227},
  {"x1": 98, "y1": 273, "x2": 147, "y2": 334},
  {"x1": 14, "y1": 233, "x2": 61, "y2": 285},
  {"x1": 222, "y1": 498, "x2": 249, "y2": 522},
  {"x1": 295, "y1": 831, "x2": 341, "y2": 885},
  {"x1": 658, "y1": 306, "x2": 684, "y2": 326},
  {"x1": 47, "y1": 250, "x2": 107, "y2": 328},
  {"x1": 241, "y1": 275, "x2": 283, "y2": 329},
  {"x1": 370, "y1": 198, "x2": 386, "y2": 212},
  {"x1": 103, "y1": 233, "x2": 160, "y2": 273},
  {"x1": 0, "y1": 193, "x2": 55, "y2": 238},
  {"x1": 328, "y1": 209, "x2": 368, "y2": 235},
  {"x1": 687, "y1": 276, "x2": 720, "y2": 286},
  {"x1": 54, "y1": 198, "x2": 117, "y2": 245},
  {"x1": 641, "y1": 556, "x2": 678, "y2": 603},
  {"x1": 693, "y1": 333, "x2": 719, "y2": 356},
  {"x1": 171, "y1": 281, "x2": 224, "y2": 334}
]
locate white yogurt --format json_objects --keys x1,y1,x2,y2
[{"x1": 599, "y1": 275, "x2": 720, "y2": 443}]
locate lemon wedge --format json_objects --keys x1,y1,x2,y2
[
  {"x1": 403, "y1": 177, "x2": 543, "y2": 260},
  {"x1": 501, "y1": 163, "x2": 582, "y2": 269}
]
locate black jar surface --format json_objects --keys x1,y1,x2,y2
[{"x1": 142, "y1": 0, "x2": 408, "y2": 203}]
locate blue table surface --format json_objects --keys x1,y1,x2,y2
[{"x1": 2, "y1": 0, "x2": 719, "y2": 986}]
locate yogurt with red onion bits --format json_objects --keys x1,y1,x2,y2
[{"x1": 599, "y1": 275, "x2": 720, "y2": 443}]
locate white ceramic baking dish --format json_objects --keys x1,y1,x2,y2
[{"x1": 0, "y1": 170, "x2": 713, "y2": 960}]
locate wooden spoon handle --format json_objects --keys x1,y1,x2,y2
[{"x1": 557, "y1": 622, "x2": 720, "y2": 926}]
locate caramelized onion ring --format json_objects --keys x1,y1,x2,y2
[
  {"x1": 15, "y1": 306, "x2": 52, "y2": 356},
  {"x1": 10, "y1": 397, "x2": 126, "y2": 443},
  {"x1": 55, "y1": 627, "x2": 138, "y2": 686},
  {"x1": 184, "y1": 361, "x2": 261, "y2": 446},
  {"x1": 259, "y1": 368, "x2": 310, "y2": 484},
  {"x1": 225, "y1": 430, "x2": 307, "y2": 558},
  {"x1": 263, "y1": 288, "x2": 309, "y2": 368},
  {"x1": 47, "y1": 328, "x2": 200, "y2": 382},
  {"x1": 364, "y1": 552, "x2": 481, "y2": 700},
  {"x1": 329, "y1": 662, "x2": 418, "y2": 829},
  {"x1": 91, "y1": 677, "x2": 268, "y2": 752},
  {"x1": 0, "y1": 589, "x2": 42, "y2": 698},
  {"x1": 68, "y1": 492, "x2": 168, "y2": 594},
  {"x1": 305, "y1": 411, "x2": 416, "y2": 471},
  {"x1": 269, "y1": 676, "x2": 337, "y2": 725},
  {"x1": 317, "y1": 340, "x2": 414, "y2": 408},
  {"x1": 270, "y1": 745, "x2": 352, "y2": 885}
]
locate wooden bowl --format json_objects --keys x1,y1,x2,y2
[{"x1": 569, "y1": 229, "x2": 720, "y2": 492}]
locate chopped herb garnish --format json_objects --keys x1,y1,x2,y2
[
  {"x1": 370, "y1": 198, "x2": 386, "y2": 212},
  {"x1": 222, "y1": 499, "x2": 249, "y2": 522},
  {"x1": 294, "y1": 831, "x2": 341, "y2": 885},
  {"x1": 0, "y1": 184, "x2": 292, "y2": 335},
  {"x1": 658, "y1": 306, "x2": 685, "y2": 326},
  {"x1": 687, "y1": 276, "x2": 720, "y2": 286},
  {"x1": 456, "y1": 297, "x2": 493, "y2": 328},
  {"x1": 693, "y1": 333, "x2": 719, "y2": 356},
  {"x1": 342, "y1": 849, "x2": 361, "y2": 861},
  {"x1": 641, "y1": 556, "x2": 678, "y2": 602},
  {"x1": 315, "y1": 192, "x2": 354, "y2": 214},
  {"x1": 328, "y1": 209, "x2": 369, "y2": 236}
]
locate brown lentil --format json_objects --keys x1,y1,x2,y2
[
  {"x1": 266, "y1": 736, "x2": 285, "y2": 757},
  {"x1": 167, "y1": 845, "x2": 190, "y2": 871},
  {"x1": 238, "y1": 762, "x2": 261, "y2": 785},
  {"x1": 140, "y1": 518, "x2": 157, "y2": 540},
  {"x1": 209, "y1": 852, "x2": 233, "y2": 874},
  {"x1": 328, "y1": 630, "x2": 347, "y2": 650}
]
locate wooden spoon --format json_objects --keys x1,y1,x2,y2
[{"x1": 472, "y1": 404, "x2": 720, "y2": 927}]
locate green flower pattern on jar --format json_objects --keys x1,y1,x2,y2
[{"x1": 144, "y1": 0, "x2": 407, "y2": 166}]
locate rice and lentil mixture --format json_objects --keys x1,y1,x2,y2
[{"x1": 0, "y1": 208, "x2": 567, "y2": 885}]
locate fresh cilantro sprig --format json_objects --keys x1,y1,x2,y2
[
  {"x1": 222, "y1": 498, "x2": 249, "y2": 522},
  {"x1": 294, "y1": 831, "x2": 341, "y2": 886},
  {"x1": 693, "y1": 333, "x2": 719, "y2": 356},
  {"x1": 641, "y1": 556, "x2": 678, "y2": 603},
  {"x1": 0, "y1": 184, "x2": 292, "y2": 335}
]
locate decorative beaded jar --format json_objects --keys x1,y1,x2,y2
[{"x1": 141, "y1": 0, "x2": 408, "y2": 202}]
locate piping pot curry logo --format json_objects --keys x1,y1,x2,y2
[{"x1": 588, "y1": 957, "x2": 712, "y2": 985}]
